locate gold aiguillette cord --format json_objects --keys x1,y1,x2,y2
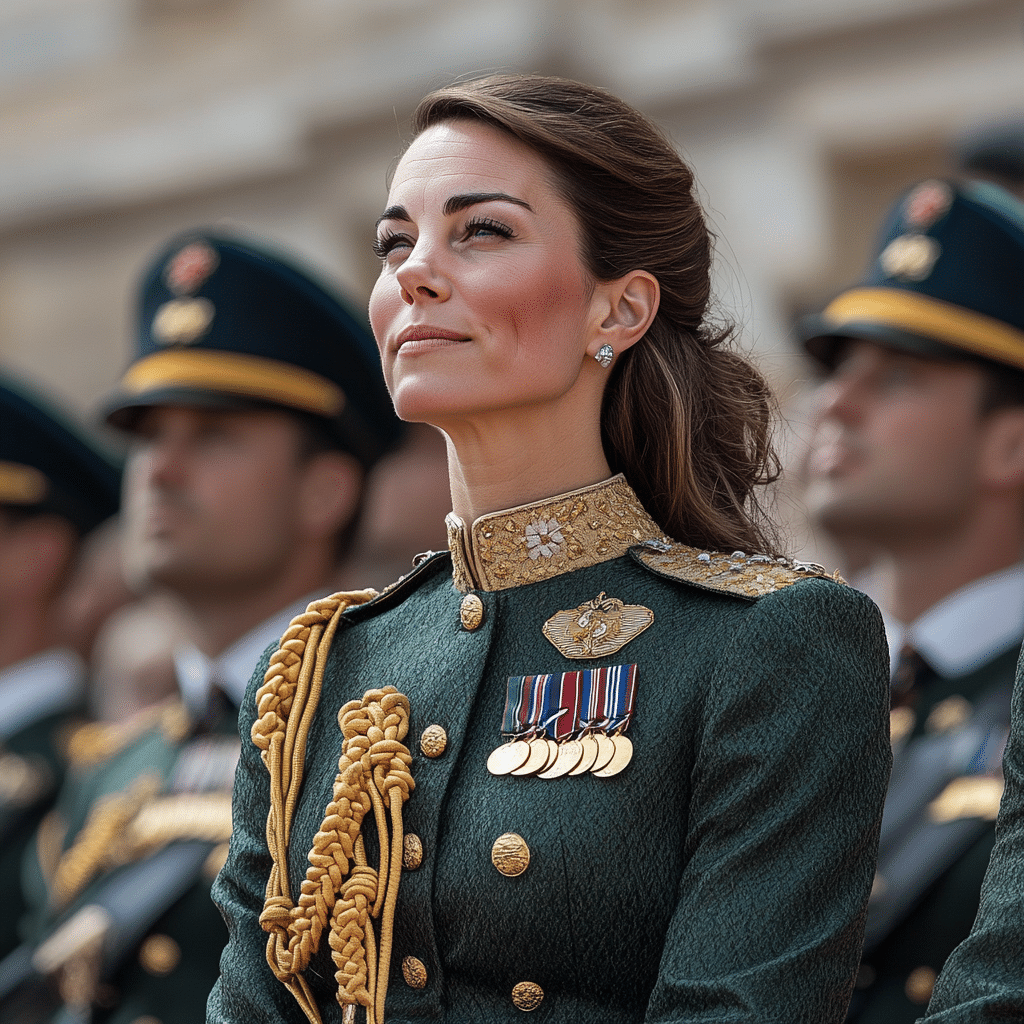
[{"x1": 250, "y1": 591, "x2": 415, "y2": 1024}]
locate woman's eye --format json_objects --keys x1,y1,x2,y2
[
  {"x1": 464, "y1": 217, "x2": 514, "y2": 241},
  {"x1": 372, "y1": 232, "x2": 413, "y2": 261}
]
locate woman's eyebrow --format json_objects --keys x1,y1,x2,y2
[
  {"x1": 443, "y1": 192, "x2": 534, "y2": 215},
  {"x1": 376, "y1": 205, "x2": 409, "y2": 229},
  {"x1": 376, "y1": 193, "x2": 534, "y2": 230}
]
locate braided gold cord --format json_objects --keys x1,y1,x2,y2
[
  {"x1": 51, "y1": 774, "x2": 161, "y2": 909},
  {"x1": 253, "y1": 591, "x2": 416, "y2": 1024}
]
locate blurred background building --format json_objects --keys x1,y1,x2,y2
[{"x1": 1, "y1": 0, "x2": 1022, "y2": 553}]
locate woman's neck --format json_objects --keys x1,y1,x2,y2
[{"x1": 441, "y1": 407, "x2": 613, "y2": 525}]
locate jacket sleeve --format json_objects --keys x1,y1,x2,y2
[
  {"x1": 646, "y1": 578, "x2": 892, "y2": 1023},
  {"x1": 920, "y1": 662, "x2": 1024, "y2": 1023},
  {"x1": 207, "y1": 646, "x2": 307, "y2": 1024}
]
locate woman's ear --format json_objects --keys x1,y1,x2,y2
[{"x1": 588, "y1": 270, "x2": 660, "y2": 361}]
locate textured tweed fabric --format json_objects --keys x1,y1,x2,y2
[{"x1": 209, "y1": 542, "x2": 891, "y2": 1023}]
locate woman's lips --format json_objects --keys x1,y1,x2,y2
[{"x1": 395, "y1": 326, "x2": 470, "y2": 353}]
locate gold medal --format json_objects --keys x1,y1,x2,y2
[
  {"x1": 593, "y1": 734, "x2": 633, "y2": 777},
  {"x1": 568, "y1": 734, "x2": 600, "y2": 775},
  {"x1": 511, "y1": 737, "x2": 551, "y2": 776},
  {"x1": 590, "y1": 733, "x2": 616, "y2": 773},
  {"x1": 537, "y1": 739, "x2": 584, "y2": 779},
  {"x1": 487, "y1": 740, "x2": 531, "y2": 776},
  {"x1": 539, "y1": 738, "x2": 560, "y2": 772}
]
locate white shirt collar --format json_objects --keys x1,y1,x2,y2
[
  {"x1": 0, "y1": 648, "x2": 86, "y2": 741},
  {"x1": 173, "y1": 594, "x2": 320, "y2": 717},
  {"x1": 883, "y1": 563, "x2": 1024, "y2": 678}
]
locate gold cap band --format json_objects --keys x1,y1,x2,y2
[
  {"x1": 823, "y1": 288, "x2": 1024, "y2": 371},
  {"x1": 0, "y1": 461, "x2": 48, "y2": 504},
  {"x1": 118, "y1": 349, "x2": 345, "y2": 417}
]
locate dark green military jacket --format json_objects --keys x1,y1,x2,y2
[
  {"x1": 13, "y1": 699, "x2": 236, "y2": 1024},
  {"x1": 0, "y1": 649, "x2": 86, "y2": 959},
  {"x1": 209, "y1": 477, "x2": 892, "y2": 1024},
  {"x1": 920, "y1": 655, "x2": 1024, "y2": 1023},
  {"x1": 848, "y1": 646, "x2": 1016, "y2": 1024}
]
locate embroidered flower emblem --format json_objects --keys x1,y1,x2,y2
[{"x1": 524, "y1": 518, "x2": 564, "y2": 559}]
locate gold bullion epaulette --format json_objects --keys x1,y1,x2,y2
[
  {"x1": 65, "y1": 699, "x2": 190, "y2": 769},
  {"x1": 633, "y1": 539, "x2": 845, "y2": 599}
]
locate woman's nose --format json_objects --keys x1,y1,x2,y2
[{"x1": 395, "y1": 244, "x2": 451, "y2": 305}]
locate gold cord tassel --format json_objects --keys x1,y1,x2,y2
[{"x1": 251, "y1": 591, "x2": 415, "y2": 1024}]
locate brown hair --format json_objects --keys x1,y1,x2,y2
[{"x1": 412, "y1": 74, "x2": 781, "y2": 554}]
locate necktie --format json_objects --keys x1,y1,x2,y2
[{"x1": 890, "y1": 644, "x2": 935, "y2": 710}]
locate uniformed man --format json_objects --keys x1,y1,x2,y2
[
  {"x1": 0, "y1": 374, "x2": 121, "y2": 963},
  {"x1": 1, "y1": 231, "x2": 402, "y2": 1024},
  {"x1": 799, "y1": 178, "x2": 1024, "y2": 1023},
  {"x1": 920, "y1": 664, "x2": 1024, "y2": 1021}
]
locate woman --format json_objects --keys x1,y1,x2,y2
[{"x1": 209, "y1": 75, "x2": 890, "y2": 1024}]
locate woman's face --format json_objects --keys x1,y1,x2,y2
[{"x1": 369, "y1": 119, "x2": 602, "y2": 428}]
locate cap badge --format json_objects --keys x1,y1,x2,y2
[
  {"x1": 542, "y1": 592, "x2": 654, "y2": 660},
  {"x1": 903, "y1": 180, "x2": 952, "y2": 231},
  {"x1": 152, "y1": 297, "x2": 215, "y2": 346},
  {"x1": 880, "y1": 234, "x2": 941, "y2": 282},
  {"x1": 164, "y1": 241, "x2": 219, "y2": 296}
]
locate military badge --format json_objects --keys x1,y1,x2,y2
[
  {"x1": 164, "y1": 240, "x2": 219, "y2": 296},
  {"x1": 486, "y1": 664, "x2": 637, "y2": 779},
  {"x1": 903, "y1": 180, "x2": 952, "y2": 231},
  {"x1": 152, "y1": 297, "x2": 215, "y2": 346},
  {"x1": 542, "y1": 592, "x2": 654, "y2": 659},
  {"x1": 879, "y1": 234, "x2": 941, "y2": 282}
]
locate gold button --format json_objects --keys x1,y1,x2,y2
[
  {"x1": 511, "y1": 981, "x2": 544, "y2": 1011},
  {"x1": 460, "y1": 593, "x2": 485, "y2": 630},
  {"x1": 138, "y1": 934, "x2": 181, "y2": 976},
  {"x1": 420, "y1": 725, "x2": 447, "y2": 758},
  {"x1": 403, "y1": 833, "x2": 424, "y2": 870},
  {"x1": 402, "y1": 955, "x2": 428, "y2": 989},
  {"x1": 905, "y1": 966, "x2": 937, "y2": 1004},
  {"x1": 491, "y1": 833, "x2": 530, "y2": 877}
]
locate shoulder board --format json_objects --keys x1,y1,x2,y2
[
  {"x1": 65, "y1": 699, "x2": 190, "y2": 769},
  {"x1": 631, "y1": 540, "x2": 844, "y2": 600}
]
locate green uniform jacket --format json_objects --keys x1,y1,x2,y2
[
  {"x1": 209, "y1": 478, "x2": 892, "y2": 1024},
  {"x1": 920, "y1": 656, "x2": 1024, "y2": 1022},
  {"x1": 849, "y1": 647, "x2": 1016, "y2": 1024},
  {"x1": 15, "y1": 700, "x2": 235, "y2": 1024}
]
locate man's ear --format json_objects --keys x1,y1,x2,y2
[
  {"x1": 588, "y1": 270, "x2": 660, "y2": 360},
  {"x1": 296, "y1": 451, "x2": 364, "y2": 541},
  {"x1": 980, "y1": 406, "x2": 1024, "y2": 490}
]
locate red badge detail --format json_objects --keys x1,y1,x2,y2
[
  {"x1": 165, "y1": 241, "x2": 220, "y2": 296},
  {"x1": 904, "y1": 181, "x2": 952, "y2": 231}
]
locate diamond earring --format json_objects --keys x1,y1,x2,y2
[{"x1": 594, "y1": 344, "x2": 614, "y2": 368}]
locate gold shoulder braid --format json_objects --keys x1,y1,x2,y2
[
  {"x1": 251, "y1": 589, "x2": 416, "y2": 1024},
  {"x1": 635, "y1": 540, "x2": 845, "y2": 598}
]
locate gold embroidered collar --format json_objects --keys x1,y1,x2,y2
[{"x1": 445, "y1": 475, "x2": 665, "y2": 592}]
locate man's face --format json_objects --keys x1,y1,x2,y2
[
  {"x1": 803, "y1": 340, "x2": 992, "y2": 547},
  {"x1": 122, "y1": 405, "x2": 313, "y2": 598}
]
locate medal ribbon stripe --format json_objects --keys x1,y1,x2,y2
[
  {"x1": 554, "y1": 672, "x2": 582, "y2": 740},
  {"x1": 601, "y1": 663, "x2": 638, "y2": 733},
  {"x1": 501, "y1": 665, "x2": 637, "y2": 739},
  {"x1": 578, "y1": 668, "x2": 606, "y2": 732}
]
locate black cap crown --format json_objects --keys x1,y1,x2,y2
[
  {"x1": 800, "y1": 179, "x2": 1024, "y2": 370},
  {"x1": 105, "y1": 231, "x2": 402, "y2": 468},
  {"x1": 1, "y1": 373, "x2": 121, "y2": 535}
]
